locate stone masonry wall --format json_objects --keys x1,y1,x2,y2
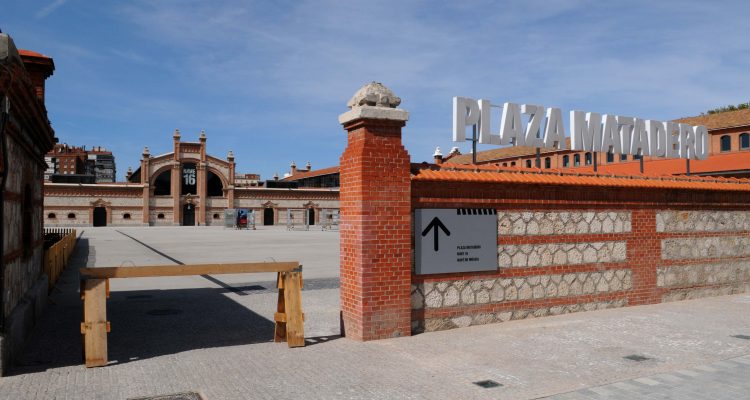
[
  {"x1": 412, "y1": 209, "x2": 633, "y2": 333},
  {"x1": 411, "y1": 270, "x2": 631, "y2": 332},
  {"x1": 657, "y1": 209, "x2": 750, "y2": 302},
  {"x1": 498, "y1": 211, "x2": 631, "y2": 236},
  {"x1": 656, "y1": 210, "x2": 750, "y2": 233},
  {"x1": 661, "y1": 236, "x2": 750, "y2": 260}
]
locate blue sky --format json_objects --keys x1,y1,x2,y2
[{"x1": 4, "y1": 1, "x2": 750, "y2": 180}]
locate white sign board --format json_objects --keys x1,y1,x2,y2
[{"x1": 415, "y1": 209, "x2": 498, "y2": 275}]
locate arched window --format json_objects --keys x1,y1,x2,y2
[
  {"x1": 740, "y1": 133, "x2": 749, "y2": 150},
  {"x1": 153, "y1": 170, "x2": 171, "y2": 196},
  {"x1": 544, "y1": 157, "x2": 551, "y2": 169},
  {"x1": 525, "y1": 159, "x2": 532, "y2": 168},
  {"x1": 502, "y1": 162, "x2": 507, "y2": 167},
  {"x1": 620, "y1": 154, "x2": 628, "y2": 161},
  {"x1": 510, "y1": 161, "x2": 516, "y2": 166},
  {"x1": 573, "y1": 154, "x2": 580, "y2": 167},
  {"x1": 157, "y1": 213, "x2": 165, "y2": 219},
  {"x1": 562, "y1": 155, "x2": 569, "y2": 167},
  {"x1": 67, "y1": 213, "x2": 76, "y2": 219},
  {"x1": 720, "y1": 135, "x2": 731, "y2": 152},
  {"x1": 123, "y1": 213, "x2": 131, "y2": 220},
  {"x1": 213, "y1": 213, "x2": 220, "y2": 220},
  {"x1": 585, "y1": 152, "x2": 592, "y2": 165},
  {"x1": 606, "y1": 152, "x2": 614, "y2": 163},
  {"x1": 48, "y1": 213, "x2": 56, "y2": 219},
  {"x1": 207, "y1": 171, "x2": 224, "y2": 197}
]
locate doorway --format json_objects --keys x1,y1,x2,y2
[
  {"x1": 263, "y1": 208, "x2": 274, "y2": 226},
  {"x1": 307, "y1": 208, "x2": 315, "y2": 226},
  {"x1": 183, "y1": 203, "x2": 195, "y2": 226},
  {"x1": 93, "y1": 207, "x2": 107, "y2": 227}
]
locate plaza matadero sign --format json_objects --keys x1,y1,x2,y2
[
  {"x1": 453, "y1": 97, "x2": 710, "y2": 160},
  {"x1": 415, "y1": 209, "x2": 498, "y2": 275}
]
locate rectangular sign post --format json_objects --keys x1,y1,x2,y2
[{"x1": 414, "y1": 209, "x2": 498, "y2": 275}]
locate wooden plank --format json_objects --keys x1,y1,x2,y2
[
  {"x1": 79, "y1": 261, "x2": 300, "y2": 279},
  {"x1": 82, "y1": 279, "x2": 108, "y2": 367},
  {"x1": 282, "y1": 271, "x2": 305, "y2": 347},
  {"x1": 274, "y1": 272, "x2": 286, "y2": 343},
  {"x1": 274, "y1": 312, "x2": 305, "y2": 323}
]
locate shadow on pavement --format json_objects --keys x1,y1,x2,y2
[{"x1": 9, "y1": 238, "x2": 283, "y2": 375}]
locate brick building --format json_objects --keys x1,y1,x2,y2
[
  {"x1": 0, "y1": 34, "x2": 56, "y2": 373},
  {"x1": 44, "y1": 130, "x2": 338, "y2": 227},
  {"x1": 444, "y1": 108, "x2": 750, "y2": 178},
  {"x1": 44, "y1": 143, "x2": 116, "y2": 183}
]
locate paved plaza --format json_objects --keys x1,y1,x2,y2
[{"x1": 1, "y1": 227, "x2": 749, "y2": 399}]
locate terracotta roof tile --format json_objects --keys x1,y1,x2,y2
[
  {"x1": 412, "y1": 164, "x2": 750, "y2": 192},
  {"x1": 445, "y1": 138, "x2": 572, "y2": 165},
  {"x1": 576, "y1": 151, "x2": 750, "y2": 176},
  {"x1": 674, "y1": 108, "x2": 750, "y2": 131},
  {"x1": 282, "y1": 166, "x2": 340, "y2": 181},
  {"x1": 18, "y1": 49, "x2": 49, "y2": 59}
]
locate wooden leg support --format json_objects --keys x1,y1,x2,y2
[
  {"x1": 273, "y1": 271, "x2": 305, "y2": 347},
  {"x1": 81, "y1": 279, "x2": 109, "y2": 367}
]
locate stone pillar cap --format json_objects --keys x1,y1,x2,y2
[{"x1": 339, "y1": 81, "x2": 408, "y2": 125}]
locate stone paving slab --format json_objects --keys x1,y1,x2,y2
[
  {"x1": 1, "y1": 227, "x2": 749, "y2": 399},
  {"x1": 544, "y1": 354, "x2": 750, "y2": 399}
]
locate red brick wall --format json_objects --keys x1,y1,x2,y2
[
  {"x1": 339, "y1": 118, "x2": 412, "y2": 340},
  {"x1": 410, "y1": 181, "x2": 750, "y2": 332}
]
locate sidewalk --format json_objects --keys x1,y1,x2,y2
[{"x1": 1, "y1": 227, "x2": 748, "y2": 399}]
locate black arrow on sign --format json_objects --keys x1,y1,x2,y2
[{"x1": 422, "y1": 217, "x2": 451, "y2": 251}]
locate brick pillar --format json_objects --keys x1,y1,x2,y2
[
  {"x1": 197, "y1": 162, "x2": 207, "y2": 225},
  {"x1": 141, "y1": 148, "x2": 151, "y2": 225},
  {"x1": 338, "y1": 82, "x2": 411, "y2": 341},
  {"x1": 172, "y1": 130, "x2": 182, "y2": 225},
  {"x1": 172, "y1": 162, "x2": 181, "y2": 225},
  {"x1": 227, "y1": 151, "x2": 236, "y2": 208}
]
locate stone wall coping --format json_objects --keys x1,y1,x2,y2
[{"x1": 339, "y1": 106, "x2": 409, "y2": 125}]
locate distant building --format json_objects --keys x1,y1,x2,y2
[
  {"x1": 44, "y1": 131, "x2": 338, "y2": 227},
  {"x1": 44, "y1": 144, "x2": 116, "y2": 183},
  {"x1": 88, "y1": 146, "x2": 116, "y2": 183},
  {"x1": 282, "y1": 161, "x2": 340, "y2": 188}
]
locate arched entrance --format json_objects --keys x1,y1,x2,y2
[
  {"x1": 93, "y1": 207, "x2": 107, "y2": 227},
  {"x1": 263, "y1": 208, "x2": 274, "y2": 226},
  {"x1": 308, "y1": 208, "x2": 315, "y2": 226},
  {"x1": 183, "y1": 203, "x2": 195, "y2": 226}
]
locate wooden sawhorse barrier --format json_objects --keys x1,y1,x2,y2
[{"x1": 79, "y1": 262, "x2": 304, "y2": 368}]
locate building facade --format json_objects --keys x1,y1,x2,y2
[
  {"x1": 44, "y1": 130, "x2": 339, "y2": 227},
  {"x1": 0, "y1": 34, "x2": 56, "y2": 373}
]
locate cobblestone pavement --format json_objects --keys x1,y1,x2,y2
[{"x1": 1, "y1": 227, "x2": 749, "y2": 399}]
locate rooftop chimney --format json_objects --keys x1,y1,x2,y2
[
  {"x1": 18, "y1": 48, "x2": 55, "y2": 103},
  {"x1": 433, "y1": 146, "x2": 443, "y2": 165}
]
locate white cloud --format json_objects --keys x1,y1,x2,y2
[{"x1": 36, "y1": 0, "x2": 67, "y2": 19}]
